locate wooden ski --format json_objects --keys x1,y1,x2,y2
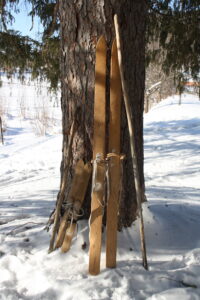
[
  {"x1": 48, "y1": 114, "x2": 77, "y2": 253},
  {"x1": 106, "y1": 39, "x2": 122, "y2": 268},
  {"x1": 55, "y1": 210, "x2": 69, "y2": 249},
  {"x1": 55, "y1": 160, "x2": 92, "y2": 250},
  {"x1": 89, "y1": 36, "x2": 106, "y2": 275},
  {"x1": 61, "y1": 160, "x2": 92, "y2": 252},
  {"x1": 61, "y1": 223, "x2": 77, "y2": 252}
]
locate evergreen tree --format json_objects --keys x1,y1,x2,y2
[
  {"x1": 1, "y1": 1, "x2": 199, "y2": 88},
  {"x1": 0, "y1": 0, "x2": 60, "y2": 88},
  {"x1": 0, "y1": 0, "x2": 199, "y2": 226},
  {"x1": 147, "y1": 0, "x2": 200, "y2": 85}
]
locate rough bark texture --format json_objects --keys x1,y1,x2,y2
[{"x1": 59, "y1": 0, "x2": 147, "y2": 227}]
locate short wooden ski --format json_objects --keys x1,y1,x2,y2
[
  {"x1": 61, "y1": 160, "x2": 92, "y2": 252},
  {"x1": 55, "y1": 160, "x2": 92, "y2": 250},
  {"x1": 55, "y1": 210, "x2": 69, "y2": 249},
  {"x1": 106, "y1": 39, "x2": 122, "y2": 268},
  {"x1": 89, "y1": 36, "x2": 106, "y2": 275},
  {"x1": 61, "y1": 223, "x2": 77, "y2": 252},
  {"x1": 48, "y1": 115, "x2": 77, "y2": 253}
]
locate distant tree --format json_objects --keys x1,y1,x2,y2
[
  {"x1": 147, "y1": 0, "x2": 200, "y2": 88},
  {"x1": 0, "y1": 0, "x2": 60, "y2": 89}
]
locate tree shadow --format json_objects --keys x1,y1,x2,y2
[
  {"x1": 0, "y1": 188, "x2": 57, "y2": 233},
  {"x1": 6, "y1": 126, "x2": 24, "y2": 136},
  {"x1": 144, "y1": 117, "x2": 200, "y2": 179}
]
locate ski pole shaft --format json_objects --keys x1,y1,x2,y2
[{"x1": 114, "y1": 14, "x2": 148, "y2": 270}]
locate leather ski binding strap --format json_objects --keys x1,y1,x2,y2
[{"x1": 106, "y1": 153, "x2": 125, "y2": 160}]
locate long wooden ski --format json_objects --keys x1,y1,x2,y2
[
  {"x1": 106, "y1": 39, "x2": 122, "y2": 268},
  {"x1": 89, "y1": 36, "x2": 106, "y2": 275}
]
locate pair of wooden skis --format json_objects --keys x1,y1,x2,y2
[
  {"x1": 89, "y1": 15, "x2": 148, "y2": 275},
  {"x1": 89, "y1": 36, "x2": 122, "y2": 275},
  {"x1": 49, "y1": 16, "x2": 147, "y2": 274},
  {"x1": 49, "y1": 158, "x2": 92, "y2": 254},
  {"x1": 55, "y1": 159, "x2": 92, "y2": 253}
]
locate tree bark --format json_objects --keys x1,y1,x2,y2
[{"x1": 58, "y1": 0, "x2": 147, "y2": 227}]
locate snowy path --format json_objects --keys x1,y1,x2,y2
[
  {"x1": 0, "y1": 91, "x2": 200, "y2": 299},
  {"x1": 144, "y1": 94, "x2": 200, "y2": 261}
]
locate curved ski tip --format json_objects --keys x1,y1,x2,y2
[
  {"x1": 97, "y1": 35, "x2": 106, "y2": 49},
  {"x1": 111, "y1": 38, "x2": 117, "y2": 51}
]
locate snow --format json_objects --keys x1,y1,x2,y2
[{"x1": 1, "y1": 78, "x2": 200, "y2": 299}]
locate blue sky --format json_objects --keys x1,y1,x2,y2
[{"x1": 9, "y1": 1, "x2": 43, "y2": 40}]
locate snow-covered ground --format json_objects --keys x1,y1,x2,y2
[{"x1": 0, "y1": 79, "x2": 200, "y2": 300}]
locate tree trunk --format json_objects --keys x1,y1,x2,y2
[{"x1": 59, "y1": 0, "x2": 147, "y2": 227}]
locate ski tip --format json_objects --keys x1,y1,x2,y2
[
  {"x1": 96, "y1": 35, "x2": 106, "y2": 49},
  {"x1": 111, "y1": 38, "x2": 117, "y2": 51}
]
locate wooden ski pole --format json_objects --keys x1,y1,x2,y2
[
  {"x1": 48, "y1": 108, "x2": 79, "y2": 253},
  {"x1": 114, "y1": 14, "x2": 148, "y2": 270}
]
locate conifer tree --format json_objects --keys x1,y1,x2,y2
[{"x1": 0, "y1": 0, "x2": 199, "y2": 226}]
